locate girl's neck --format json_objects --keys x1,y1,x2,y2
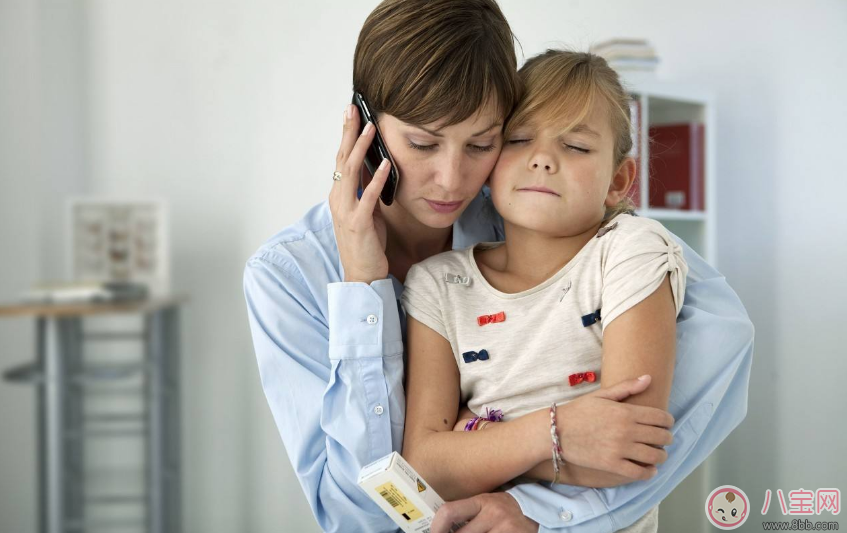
[
  {"x1": 497, "y1": 220, "x2": 603, "y2": 286},
  {"x1": 380, "y1": 202, "x2": 453, "y2": 265}
]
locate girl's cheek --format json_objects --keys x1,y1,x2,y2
[
  {"x1": 491, "y1": 150, "x2": 515, "y2": 179},
  {"x1": 488, "y1": 164, "x2": 508, "y2": 189}
]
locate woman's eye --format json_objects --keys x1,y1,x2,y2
[
  {"x1": 408, "y1": 140, "x2": 436, "y2": 152},
  {"x1": 731, "y1": 509, "x2": 737, "y2": 517},
  {"x1": 507, "y1": 138, "x2": 531, "y2": 145},
  {"x1": 469, "y1": 144, "x2": 496, "y2": 153},
  {"x1": 565, "y1": 144, "x2": 590, "y2": 154}
]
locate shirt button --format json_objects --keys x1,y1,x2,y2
[
  {"x1": 366, "y1": 314, "x2": 378, "y2": 325},
  {"x1": 374, "y1": 405, "x2": 384, "y2": 415},
  {"x1": 559, "y1": 510, "x2": 573, "y2": 522}
]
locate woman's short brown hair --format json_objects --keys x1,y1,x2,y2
[{"x1": 353, "y1": 0, "x2": 520, "y2": 127}]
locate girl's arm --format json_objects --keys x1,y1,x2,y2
[
  {"x1": 401, "y1": 315, "x2": 553, "y2": 501},
  {"x1": 520, "y1": 273, "x2": 677, "y2": 487},
  {"x1": 402, "y1": 283, "x2": 676, "y2": 499}
]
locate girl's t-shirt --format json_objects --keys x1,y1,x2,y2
[{"x1": 400, "y1": 213, "x2": 688, "y2": 421}]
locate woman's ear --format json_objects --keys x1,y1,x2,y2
[{"x1": 605, "y1": 157, "x2": 637, "y2": 207}]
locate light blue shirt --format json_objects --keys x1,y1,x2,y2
[{"x1": 243, "y1": 190, "x2": 754, "y2": 533}]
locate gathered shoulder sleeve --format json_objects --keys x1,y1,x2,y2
[{"x1": 600, "y1": 216, "x2": 688, "y2": 332}]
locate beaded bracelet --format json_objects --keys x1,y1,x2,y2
[
  {"x1": 463, "y1": 407, "x2": 504, "y2": 431},
  {"x1": 550, "y1": 403, "x2": 566, "y2": 484}
]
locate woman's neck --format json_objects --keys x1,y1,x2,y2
[
  {"x1": 497, "y1": 220, "x2": 603, "y2": 286},
  {"x1": 379, "y1": 202, "x2": 453, "y2": 265}
]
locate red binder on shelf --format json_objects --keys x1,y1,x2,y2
[{"x1": 648, "y1": 123, "x2": 705, "y2": 211}]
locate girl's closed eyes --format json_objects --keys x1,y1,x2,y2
[{"x1": 507, "y1": 137, "x2": 592, "y2": 154}]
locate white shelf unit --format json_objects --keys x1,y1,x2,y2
[
  {"x1": 623, "y1": 77, "x2": 718, "y2": 533},
  {"x1": 624, "y1": 77, "x2": 717, "y2": 266}
]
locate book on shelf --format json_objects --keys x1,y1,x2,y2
[
  {"x1": 591, "y1": 38, "x2": 654, "y2": 53},
  {"x1": 627, "y1": 97, "x2": 642, "y2": 208},
  {"x1": 648, "y1": 123, "x2": 706, "y2": 211},
  {"x1": 598, "y1": 48, "x2": 658, "y2": 60},
  {"x1": 608, "y1": 57, "x2": 660, "y2": 71}
]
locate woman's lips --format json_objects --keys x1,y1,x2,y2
[
  {"x1": 518, "y1": 186, "x2": 560, "y2": 196},
  {"x1": 425, "y1": 199, "x2": 463, "y2": 213}
]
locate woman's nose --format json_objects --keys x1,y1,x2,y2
[{"x1": 434, "y1": 154, "x2": 463, "y2": 192}]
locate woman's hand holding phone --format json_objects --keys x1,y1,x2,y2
[{"x1": 329, "y1": 104, "x2": 393, "y2": 284}]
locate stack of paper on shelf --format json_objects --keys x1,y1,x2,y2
[
  {"x1": 591, "y1": 38, "x2": 659, "y2": 74},
  {"x1": 22, "y1": 281, "x2": 149, "y2": 304}
]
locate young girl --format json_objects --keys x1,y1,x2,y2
[{"x1": 400, "y1": 50, "x2": 688, "y2": 533}]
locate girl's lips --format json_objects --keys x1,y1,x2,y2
[
  {"x1": 425, "y1": 199, "x2": 463, "y2": 213},
  {"x1": 518, "y1": 186, "x2": 560, "y2": 196}
]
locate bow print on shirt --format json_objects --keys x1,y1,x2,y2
[
  {"x1": 477, "y1": 311, "x2": 506, "y2": 326},
  {"x1": 568, "y1": 371, "x2": 597, "y2": 386}
]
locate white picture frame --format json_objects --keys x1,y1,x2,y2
[{"x1": 66, "y1": 197, "x2": 170, "y2": 295}]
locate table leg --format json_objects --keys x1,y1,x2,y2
[
  {"x1": 166, "y1": 307, "x2": 182, "y2": 533},
  {"x1": 38, "y1": 317, "x2": 80, "y2": 533}
]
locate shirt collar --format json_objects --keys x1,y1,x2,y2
[{"x1": 452, "y1": 186, "x2": 503, "y2": 250}]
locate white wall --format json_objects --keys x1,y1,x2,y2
[
  {"x1": 1, "y1": 1, "x2": 845, "y2": 532},
  {"x1": 1, "y1": 1, "x2": 89, "y2": 531}
]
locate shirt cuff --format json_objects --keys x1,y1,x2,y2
[
  {"x1": 506, "y1": 483, "x2": 612, "y2": 532},
  {"x1": 328, "y1": 279, "x2": 403, "y2": 360}
]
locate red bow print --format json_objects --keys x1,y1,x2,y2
[
  {"x1": 568, "y1": 371, "x2": 597, "y2": 386},
  {"x1": 477, "y1": 311, "x2": 506, "y2": 326}
]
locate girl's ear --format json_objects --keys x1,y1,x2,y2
[{"x1": 605, "y1": 157, "x2": 637, "y2": 207}]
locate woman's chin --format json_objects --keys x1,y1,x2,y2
[{"x1": 417, "y1": 211, "x2": 461, "y2": 230}]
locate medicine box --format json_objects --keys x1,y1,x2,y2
[{"x1": 358, "y1": 452, "x2": 446, "y2": 533}]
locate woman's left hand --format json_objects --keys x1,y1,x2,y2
[{"x1": 431, "y1": 493, "x2": 538, "y2": 533}]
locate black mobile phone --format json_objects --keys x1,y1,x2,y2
[{"x1": 351, "y1": 91, "x2": 400, "y2": 206}]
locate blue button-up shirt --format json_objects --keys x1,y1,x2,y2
[{"x1": 243, "y1": 189, "x2": 754, "y2": 532}]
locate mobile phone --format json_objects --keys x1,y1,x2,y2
[{"x1": 351, "y1": 91, "x2": 400, "y2": 206}]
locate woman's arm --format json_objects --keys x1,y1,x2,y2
[{"x1": 244, "y1": 257, "x2": 404, "y2": 533}]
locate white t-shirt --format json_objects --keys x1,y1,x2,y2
[{"x1": 400, "y1": 213, "x2": 688, "y2": 533}]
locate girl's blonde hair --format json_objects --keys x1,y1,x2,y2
[{"x1": 505, "y1": 50, "x2": 636, "y2": 221}]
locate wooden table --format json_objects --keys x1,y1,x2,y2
[{"x1": 1, "y1": 296, "x2": 186, "y2": 533}]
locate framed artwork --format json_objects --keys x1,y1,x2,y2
[{"x1": 66, "y1": 198, "x2": 170, "y2": 295}]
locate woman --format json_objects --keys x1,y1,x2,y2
[{"x1": 243, "y1": 1, "x2": 754, "y2": 532}]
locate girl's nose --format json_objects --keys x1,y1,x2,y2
[{"x1": 529, "y1": 149, "x2": 557, "y2": 173}]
